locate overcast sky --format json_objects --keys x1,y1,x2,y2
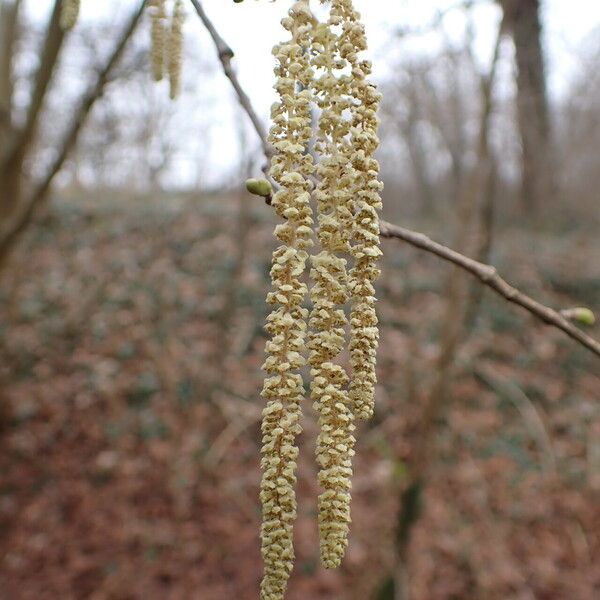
[{"x1": 29, "y1": 0, "x2": 600, "y2": 186}]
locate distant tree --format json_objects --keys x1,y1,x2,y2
[{"x1": 500, "y1": 0, "x2": 557, "y2": 212}]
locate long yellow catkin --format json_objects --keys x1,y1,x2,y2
[
  {"x1": 259, "y1": 2, "x2": 315, "y2": 599},
  {"x1": 337, "y1": 0, "x2": 384, "y2": 422},
  {"x1": 309, "y1": 9, "x2": 356, "y2": 570},
  {"x1": 149, "y1": 0, "x2": 167, "y2": 82},
  {"x1": 168, "y1": 0, "x2": 185, "y2": 99},
  {"x1": 60, "y1": 0, "x2": 80, "y2": 30}
]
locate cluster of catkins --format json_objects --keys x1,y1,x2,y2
[
  {"x1": 148, "y1": 0, "x2": 185, "y2": 99},
  {"x1": 59, "y1": 0, "x2": 184, "y2": 100},
  {"x1": 259, "y1": 0, "x2": 383, "y2": 598}
]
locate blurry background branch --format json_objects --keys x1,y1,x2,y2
[
  {"x1": 395, "y1": 0, "x2": 488, "y2": 38},
  {"x1": 191, "y1": 0, "x2": 600, "y2": 360},
  {"x1": 0, "y1": 0, "x2": 21, "y2": 156},
  {"x1": 0, "y1": 0, "x2": 65, "y2": 223},
  {"x1": 0, "y1": 0, "x2": 147, "y2": 268}
]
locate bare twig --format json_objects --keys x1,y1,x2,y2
[
  {"x1": 379, "y1": 221, "x2": 600, "y2": 357},
  {"x1": 0, "y1": 0, "x2": 64, "y2": 221}
]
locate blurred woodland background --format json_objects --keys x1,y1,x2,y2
[{"x1": 0, "y1": 0, "x2": 599, "y2": 598}]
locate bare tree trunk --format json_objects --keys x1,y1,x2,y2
[
  {"x1": 502, "y1": 0, "x2": 556, "y2": 212},
  {"x1": 0, "y1": 0, "x2": 65, "y2": 221},
  {"x1": 404, "y1": 76, "x2": 436, "y2": 212},
  {"x1": 463, "y1": 156, "x2": 498, "y2": 332}
]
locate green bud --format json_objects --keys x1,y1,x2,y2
[
  {"x1": 246, "y1": 178, "x2": 272, "y2": 197},
  {"x1": 562, "y1": 307, "x2": 596, "y2": 326},
  {"x1": 233, "y1": 0, "x2": 244, "y2": 3}
]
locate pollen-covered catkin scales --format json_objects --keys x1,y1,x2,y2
[
  {"x1": 60, "y1": 0, "x2": 80, "y2": 30},
  {"x1": 259, "y1": 0, "x2": 384, "y2": 591},
  {"x1": 168, "y1": 0, "x2": 185, "y2": 99},
  {"x1": 336, "y1": 0, "x2": 384, "y2": 421},
  {"x1": 149, "y1": 0, "x2": 167, "y2": 82},
  {"x1": 309, "y1": 10, "x2": 356, "y2": 570},
  {"x1": 259, "y1": 2, "x2": 315, "y2": 599}
]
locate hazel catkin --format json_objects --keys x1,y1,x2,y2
[
  {"x1": 335, "y1": 0, "x2": 384, "y2": 421},
  {"x1": 259, "y1": 2, "x2": 315, "y2": 599},
  {"x1": 308, "y1": 11, "x2": 357, "y2": 570},
  {"x1": 168, "y1": 0, "x2": 185, "y2": 99},
  {"x1": 259, "y1": 0, "x2": 384, "y2": 593},
  {"x1": 149, "y1": 0, "x2": 167, "y2": 82}
]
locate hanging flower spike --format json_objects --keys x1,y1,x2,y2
[
  {"x1": 168, "y1": 0, "x2": 185, "y2": 99},
  {"x1": 259, "y1": 1, "x2": 315, "y2": 599},
  {"x1": 309, "y1": 12, "x2": 357, "y2": 570},
  {"x1": 337, "y1": 0, "x2": 384, "y2": 421},
  {"x1": 60, "y1": 0, "x2": 80, "y2": 30},
  {"x1": 149, "y1": 0, "x2": 167, "y2": 82}
]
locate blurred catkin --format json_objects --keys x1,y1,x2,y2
[
  {"x1": 149, "y1": 0, "x2": 167, "y2": 82},
  {"x1": 259, "y1": 1, "x2": 315, "y2": 599},
  {"x1": 308, "y1": 11, "x2": 356, "y2": 570},
  {"x1": 168, "y1": 0, "x2": 185, "y2": 99},
  {"x1": 60, "y1": 0, "x2": 80, "y2": 30}
]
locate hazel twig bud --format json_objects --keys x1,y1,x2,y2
[
  {"x1": 246, "y1": 178, "x2": 273, "y2": 197},
  {"x1": 561, "y1": 307, "x2": 596, "y2": 326}
]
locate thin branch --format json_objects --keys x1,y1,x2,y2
[
  {"x1": 379, "y1": 221, "x2": 600, "y2": 358},
  {"x1": 192, "y1": 0, "x2": 600, "y2": 360}
]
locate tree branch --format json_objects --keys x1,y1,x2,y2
[
  {"x1": 378, "y1": 221, "x2": 600, "y2": 357},
  {"x1": 192, "y1": 0, "x2": 600, "y2": 360}
]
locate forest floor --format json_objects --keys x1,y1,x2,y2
[{"x1": 0, "y1": 193, "x2": 599, "y2": 599}]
